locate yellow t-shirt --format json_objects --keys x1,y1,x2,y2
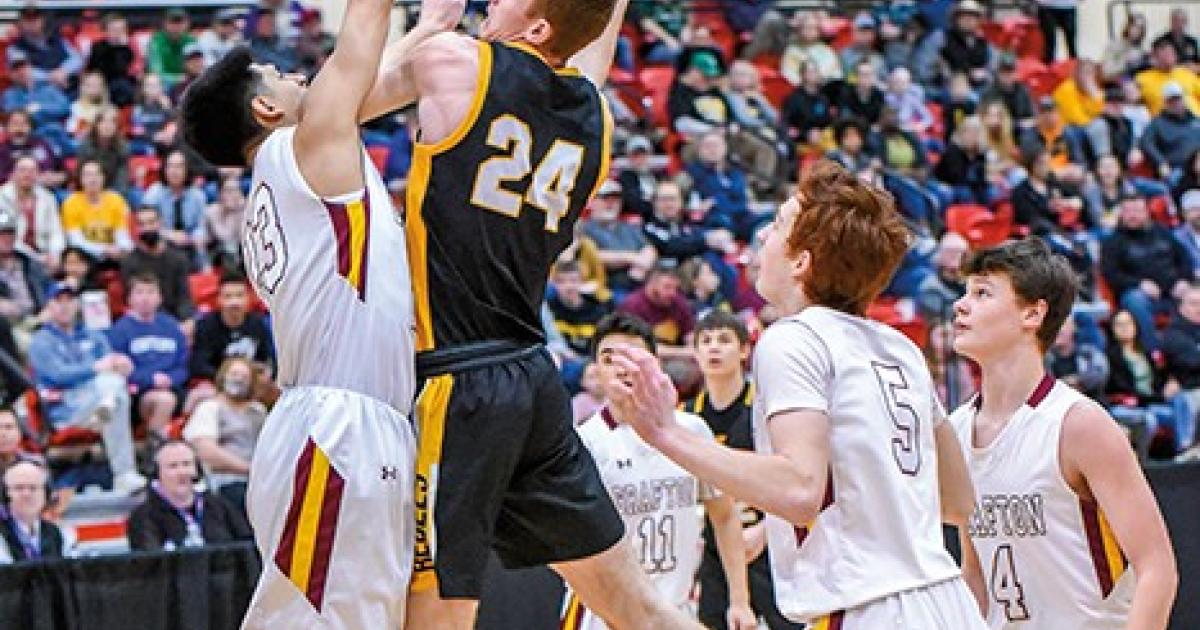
[
  {"x1": 61, "y1": 191, "x2": 130, "y2": 245},
  {"x1": 1135, "y1": 67, "x2": 1200, "y2": 116},
  {"x1": 1052, "y1": 79, "x2": 1104, "y2": 126}
]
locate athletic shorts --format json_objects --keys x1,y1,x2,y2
[
  {"x1": 808, "y1": 577, "x2": 987, "y2": 630},
  {"x1": 241, "y1": 386, "x2": 415, "y2": 630},
  {"x1": 412, "y1": 341, "x2": 625, "y2": 599}
]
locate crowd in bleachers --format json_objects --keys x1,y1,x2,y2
[{"x1": 0, "y1": 0, "x2": 1197, "y2": 562}]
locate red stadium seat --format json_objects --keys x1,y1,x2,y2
[
  {"x1": 757, "y1": 65, "x2": 792, "y2": 109},
  {"x1": 23, "y1": 389, "x2": 101, "y2": 451},
  {"x1": 866, "y1": 298, "x2": 929, "y2": 347},
  {"x1": 128, "y1": 155, "x2": 161, "y2": 190},
  {"x1": 1149, "y1": 195, "x2": 1176, "y2": 227},
  {"x1": 188, "y1": 271, "x2": 220, "y2": 313},
  {"x1": 946, "y1": 204, "x2": 1012, "y2": 249},
  {"x1": 639, "y1": 66, "x2": 676, "y2": 129},
  {"x1": 366, "y1": 145, "x2": 390, "y2": 173}
]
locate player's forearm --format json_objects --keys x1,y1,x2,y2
[
  {"x1": 1125, "y1": 556, "x2": 1177, "y2": 630},
  {"x1": 709, "y1": 497, "x2": 751, "y2": 607}
]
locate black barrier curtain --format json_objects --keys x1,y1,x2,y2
[{"x1": 0, "y1": 542, "x2": 260, "y2": 630}]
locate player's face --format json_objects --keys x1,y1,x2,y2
[
  {"x1": 755, "y1": 197, "x2": 806, "y2": 312},
  {"x1": 696, "y1": 327, "x2": 746, "y2": 378},
  {"x1": 596, "y1": 333, "x2": 652, "y2": 401},
  {"x1": 250, "y1": 63, "x2": 308, "y2": 128},
  {"x1": 480, "y1": 0, "x2": 541, "y2": 43},
  {"x1": 952, "y1": 273, "x2": 1038, "y2": 361}
]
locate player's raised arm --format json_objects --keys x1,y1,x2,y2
[
  {"x1": 569, "y1": 0, "x2": 631, "y2": 86},
  {"x1": 1062, "y1": 401, "x2": 1177, "y2": 630}
]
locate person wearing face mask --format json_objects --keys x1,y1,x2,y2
[
  {"x1": 183, "y1": 357, "x2": 267, "y2": 515},
  {"x1": 120, "y1": 206, "x2": 195, "y2": 325}
]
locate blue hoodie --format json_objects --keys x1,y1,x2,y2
[
  {"x1": 28, "y1": 322, "x2": 111, "y2": 390},
  {"x1": 107, "y1": 312, "x2": 188, "y2": 391}
]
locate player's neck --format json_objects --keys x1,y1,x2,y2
[
  {"x1": 704, "y1": 373, "x2": 745, "y2": 410},
  {"x1": 977, "y1": 344, "x2": 1048, "y2": 419}
]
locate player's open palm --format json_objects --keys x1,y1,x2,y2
[
  {"x1": 418, "y1": 0, "x2": 467, "y2": 32},
  {"x1": 608, "y1": 346, "x2": 679, "y2": 445},
  {"x1": 727, "y1": 604, "x2": 758, "y2": 630}
]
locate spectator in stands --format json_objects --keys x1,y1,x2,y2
[
  {"x1": 169, "y1": 44, "x2": 208, "y2": 104},
  {"x1": 142, "y1": 150, "x2": 208, "y2": 267},
  {"x1": 941, "y1": 0, "x2": 992, "y2": 88},
  {"x1": 686, "y1": 131, "x2": 761, "y2": 242},
  {"x1": 904, "y1": 14, "x2": 946, "y2": 88},
  {"x1": 197, "y1": 8, "x2": 244, "y2": 67},
  {"x1": 59, "y1": 247, "x2": 101, "y2": 294},
  {"x1": 725, "y1": 60, "x2": 782, "y2": 188},
  {"x1": 1012, "y1": 146, "x2": 1088, "y2": 236},
  {"x1": 85, "y1": 13, "x2": 136, "y2": 107},
  {"x1": 1159, "y1": 8, "x2": 1199, "y2": 66},
  {"x1": 557, "y1": 226, "x2": 611, "y2": 303},
  {"x1": 779, "y1": 13, "x2": 841, "y2": 85},
  {"x1": 1084, "y1": 155, "x2": 1141, "y2": 231},
  {"x1": 980, "y1": 54, "x2": 1036, "y2": 130},
  {"x1": 1102, "y1": 193, "x2": 1195, "y2": 351},
  {"x1": 249, "y1": 7, "x2": 300, "y2": 74},
  {"x1": 1140, "y1": 82, "x2": 1200, "y2": 180},
  {"x1": 628, "y1": 0, "x2": 684, "y2": 65},
  {"x1": 188, "y1": 274, "x2": 274, "y2": 405},
  {"x1": 126, "y1": 440, "x2": 252, "y2": 551},
  {"x1": 943, "y1": 73, "x2": 978, "y2": 141},
  {"x1": 108, "y1": 273, "x2": 188, "y2": 443},
  {"x1": 1046, "y1": 315, "x2": 1108, "y2": 399},
  {"x1": 2, "y1": 53, "x2": 69, "y2": 131},
  {"x1": 781, "y1": 60, "x2": 834, "y2": 148},
  {"x1": 245, "y1": 0, "x2": 304, "y2": 44},
  {"x1": 979, "y1": 101, "x2": 1021, "y2": 180},
  {"x1": 870, "y1": 105, "x2": 928, "y2": 181},
  {"x1": 205, "y1": 177, "x2": 245, "y2": 268},
  {"x1": 839, "y1": 13, "x2": 887, "y2": 83},
  {"x1": 1085, "y1": 85, "x2": 1140, "y2": 170},
  {"x1": 1106, "y1": 308, "x2": 1193, "y2": 460},
  {"x1": 580, "y1": 180, "x2": 656, "y2": 299},
  {"x1": 1162, "y1": 284, "x2": 1200, "y2": 458},
  {"x1": 29, "y1": 281, "x2": 145, "y2": 494},
  {"x1": 1022, "y1": 97, "x2": 1087, "y2": 186},
  {"x1": 884, "y1": 67, "x2": 932, "y2": 135},
  {"x1": 0, "y1": 110, "x2": 64, "y2": 187},
  {"x1": 121, "y1": 207, "x2": 195, "y2": 324},
  {"x1": 295, "y1": 8, "x2": 334, "y2": 74},
  {"x1": 1175, "y1": 150, "x2": 1200, "y2": 208},
  {"x1": 0, "y1": 156, "x2": 62, "y2": 268},
  {"x1": 1036, "y1": 0, "x2": 1080, "y2": 62},
  {"x1": 617, "y1": 262, "x2": 695, "y2": 357},
  {"x1": 826, "y1": 117, "x2": 877, "y2": 176},
  {"x1": 643, "y1": 179, "x2": 737, "y2": 267},
  {"x1": 837, "y1": 60, "x2": 885, "y2": 127},
  {"x1": 0, "y1": 211, "x2": 48, "y2": 329},
  {"x1": 0, "y1": 461, "x2": 68, "y2": 563},
  {"x1": 571, "y1": 361, "x2": 604, "y2": 424},
  {"x1": 935, "y1": 115, "x2": 992, "y2": 205},
  {"x1": 1053, "y1": 59, "x2": 1105, "y2": 127},
  {"x1": 1174, "y1": 190, "x2": 1200, "y2": 276},
  {"x1": 1136, "y1": 37, "x2": 1200, "y2": 116},
  {"x1": 916, "y1": 231, "x2": 968, "y2": 323},
  {"x1": 548, "y1": 261, "x2": 610, "y2": 359},
  {"x1": 616, "y1": 135, "x2": 656, "y2": 220},
  {"x1": 8, "y1": 7, "x2": 82, "y2": 91},
  {"x1": 1102, "y1": 13, "x2": 1149, "y2": 80},
  {"x1": 927, "y1": 321, "x2": 974, "y2": 408},
  {"x1": 68, "y1": 71, "x2": 110, "y2": 139},
  {"x1": 148, "y1": 9, "x2": 197, "y2": 87},
  {"x1": 0, "y1": 410, "x2": 38, "y2": 476},
  {"x1": 678, "y1": 256, "x2": 728, "y2": 315},
  {"x1": 182, "y1": 356, "x2": 265, "y2": 512},
  {"x1": 130, "y1": 74, "x2": 177, "y2": 156},
  {"x1": 75, "y1": 106, "x2": 130, "y2": 193},
  {"x1": 62, "y1": 159, "x2": 133, "y2": 263},
  {"x1": 668, "y1": 50, "x2": 731, "y2": 137}
]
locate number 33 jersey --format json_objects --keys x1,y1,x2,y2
[
  {"x1": 405, "y1": 40, "x2": 610, "y2": 353},
  {"x1": 753, "y1": 306, "x2": 961, "y2": 623},
  {"x1": 576, "y1": 409, "x2": 718, "y2": 608},
  {"x1": 949, "y1": 376, "x2": 1134, "y2": 630},
  {"x1": 243, "y1": 127, "x2": 416, "y2": 413}
]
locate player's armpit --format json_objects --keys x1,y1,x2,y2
[
  {"x1": 358, "y1": 29, "x2": 470, "y2": 124},
  {"x1": 1061, "y1": 401, "x2": 1177, "y2": 630},
  {"x1": 934, "y1": 421, "x2": 975, "y2": 526},
  {"x1": 569, "y1": 0, "x2": 631, "y2": 86}
]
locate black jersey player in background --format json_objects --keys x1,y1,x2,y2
[
  {"x1": 358, "y1": 0, "x2": 701, "y2": 628},
  {"x1": 684, "y1": 310, "x2": 803, "y2": 630}
]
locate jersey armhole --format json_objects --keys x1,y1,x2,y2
[
  {"x1": 415, "y1": 39, "x2": 493, "y2": 156},
  {"x1": 276, "y1": 128, "x2": 369, "y2": 207}
]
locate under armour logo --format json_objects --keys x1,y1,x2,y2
[
  {"x1": 616, "y1": 459, "x2": 633, "y2": 469},
  {"x1": 381, "y1": 466, "x2": 400, "y2": 481}
]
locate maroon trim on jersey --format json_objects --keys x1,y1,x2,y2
[
  {"x1": 1080, "y1": 499, "x2": 1115, "y2": 597},
  {"x1": 305, "y1": 466, "x2": 346, "y2": 612},
  {"x1": 274, "y1": 439, "x2": 316, "y2": 577},
  {"x1": 1026, "y1": 373, "x2": 1056, "y2": 407},
  {"x1": 793, "y1": 469, "x2": 836, "y2": 546},
  {"x1": 828, "y1": 610, "x2": 845, "y2": 630},
  {"x1": 600, "y1": 407, "x2": 618, "y2": 430}
]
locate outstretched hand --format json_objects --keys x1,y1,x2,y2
[
  {"x1": 607, "y1": 345, "x2": 680, "y2": 446},
  {"x1": 418, "y1": 0, "x2": 467, "y2": 32}
]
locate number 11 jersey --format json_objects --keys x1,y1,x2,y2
[{"x1": 753, "y1": 306, "x2": 961, "y2": 623}]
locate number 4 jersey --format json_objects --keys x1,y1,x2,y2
[
  {"x1": 949, "y1": 375, "x2": 1134, "y2": 630},
  {"x1": 753, "y1": 306, "x2": 962, "y2": 623},
  {"x1": 405, "y1": 39, "x2": 610, "y2": 354}
]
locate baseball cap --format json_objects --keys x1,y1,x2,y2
[
  {"x1": 1163, "y1": 81, "x2": 1185, "y2": 100},
  {"x1": 955, "y1": 0, "x2": 985, "y2": 16},
  {"x1": 1038, "y1": 95, "x2": 1057, "y2": 112},
  {"x1": 626, "y1": 135, "x2": 653, "y2": 155},
  {"x1": 597, "y1": 180, "x2": 622, "y2": 197},
  {"x1": 214, "y1": 7, "x2": 241, "y2": 23},
  {"x1": 183, "y1": 42, "x2": 203, "y2": 58},
  {"x1": 853, "y1": 12, "x2": 877, "y2": 30},
  {"x1": 46, "y1": 281, "x2": 79, "y2": 300},
  {"x1": 1104, "y1": 84, "x2": 1125, "y2": 103},
  {"x1": 0, "y1": 213, "x2": 16, "y2": 233},
  {"x1": 165, "y1": 7, "x2": 187, "y2": 21},
  {"x1": 690, "y1": 51, "x2": 723, "y2": 78},
  {"x1": 998, "y1": 53, "x2": 1017, "y2": 71},
  {"x1": 8, "y1": 50, "x2": 28, "y2": 69},
  {"x1": 18, "y1": 6, "x2": 40, "y2": 20},
  {"x1": 1183, "y1": 189, "x2": 1200, "y2": 211}
]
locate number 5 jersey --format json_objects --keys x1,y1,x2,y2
[{"x1": 949, "y1": 375, "x2": 1134, "y2": 630}]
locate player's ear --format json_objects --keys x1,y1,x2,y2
[
  {"x1": 250, "y1": 94, "x2": 285, "y2": 128},
  {"x1": 1022, "y1": 298, "x2": 1048, "y2": 334},
  {"x1": 524, "y1": 17, "x2": 553, "y2": 48},
  {"x1": 790, "y1": 249, "x2": 811, "y2": 282}
]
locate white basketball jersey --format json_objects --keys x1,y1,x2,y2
[
  {"x1": 754, "y1": 306, "x2": 960, "y2": 622},
  {"x1": 949, "y1": 376, "x2": 1134, "y2": 630},
  {"x1": 576, "y1": 408, "x2": 718, "y2": 609},
  {"x1": 244, "y1": 128, "x2": 416, "y2": 413}
]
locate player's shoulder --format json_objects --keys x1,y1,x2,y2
[
  {"x1": 412, "y1": 32, "x2": 481, "y2": 72},
  {"x1": 674, "y1": 410, "x2": 716, "y2": 441}
]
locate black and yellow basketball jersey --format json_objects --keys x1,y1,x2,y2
[{"x1": 406, "y1": 40, "x2": 612, "y2": 353}]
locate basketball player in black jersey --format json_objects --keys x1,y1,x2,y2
[{"x1": 358, "y1": 0, "x2": 700, "y2": 628}]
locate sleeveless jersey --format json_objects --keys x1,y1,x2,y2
[
  {"x1": 576, "y1": 408, "x2": 718, "y2": 607},
  {"x1": 949, "y1": 376, "x2": 1134, "y2": 630},
  {"x1": 243, "y1": 127, "x2": 416, "y2": 413},
  {"x1": 754, "y1": 306, "x2": 960, "y2": 622},
  {"x1": 405, "y1": 40, "x2": 612, "y2": 353}
]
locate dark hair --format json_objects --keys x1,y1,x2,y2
[
  {"x1": 834, "y1": 117, "x2": 868, "y2": 145},
  {"x1": 179, "y1": 46, "x2": 265, "y2": 168},
  {"x1": 694, "y1": 310, "x2": 749, "y2": 346},
  {"x1": 103, "y1": 12, "x2": 125, "y2": 26},
  {"x1": 127, "y1": 270, "x2": 161, "y2": 293},
  {"x1": 219, "y1": 271, "x2": 249, "y2": 289},
  {"x1": 591, "y1": 312, "x2": 658, "y2": 357},
  {"x1": 960, "y1": 237, "x2": 1079, "y2": 351},
  {"x1": 76, "y1": 158, "x2": 107, "y2": 187},
  {"x1": 160, "y1": 149, "x2": 192, "y2": 187}
]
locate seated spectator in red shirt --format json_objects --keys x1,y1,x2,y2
[{"x1": 617, "y1": 263, "x2": 695, "y2": 359}]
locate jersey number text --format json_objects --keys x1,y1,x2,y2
[
  {"x1": 244, "y1": 183, "x2": 288, "y2": 296},
  {"x1": 871, "y1": 362, "x2": 922, "y2": 475},
  {"x1": 636, "y1": 514, "x2": 677, "y2": 574},
  {"x1": 470, "y1": 114, "x2": 585, "y2": 233},
  {"x1": 991, "y1": 544, "x2": 1032, "y2": 621}
]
